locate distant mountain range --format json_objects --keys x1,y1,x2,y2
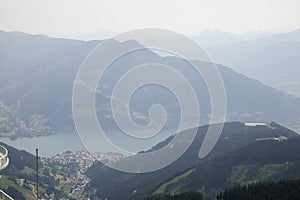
[
  {"x1": 85, "y1": 122, "x2": 300, "y2": 199},
  {"x1": 197, "y1": 29, "x2": 300, "y2": 97},
  {"x1": 0, "y1": 30, "x2": 300, "y2": 138},
  {"x1": 192, "y1": 29, "x2": 266, "y2": 47}
]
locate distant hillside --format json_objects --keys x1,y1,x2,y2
[
  {"x1": 205, "y1": 29, "x2": 300, "y2": 97},
  {"x1": 0, "y1": 30, "x2": 300, "y2": 138},
  {"x1": 0, "y1": 30, "x2": 98, "y2": 136},
  {"x1": 192, "y1": 29, "x2": 264, "y2": 47},
  {"x1": 86, "y1": 122, "x2": 299, "y2": 200}
]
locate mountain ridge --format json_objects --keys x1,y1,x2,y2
[
  {"x1": 0, "y1": 29, "x2": 300, "y2": 139},
  {"x1": 204, "y1": 28, "x2": 300, "y2": 97},
  {"x1": 86, "y1": 122, "x2": 299, "y2": 199}
]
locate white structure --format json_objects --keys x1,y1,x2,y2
[
  {"x1": 0, "y1": 145, "x2": 13, "y2": 200},
  {"x1": 0, "y1": 145, "x2": 9, "y2": 170},
  {"x1": 244, "y1": 122, "x2": 268, "y2": 127}
]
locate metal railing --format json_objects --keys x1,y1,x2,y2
[
  {"x1": 0, "y1": 190, "x2": 14, "y2": 200},
  {"x1": 0, "y1": 190, "x2": 13, "y2": 200}
]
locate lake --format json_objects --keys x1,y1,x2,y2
[
  {"x1": 0, "y1": 129, "x2": 176, "y2": 157},
  {"x1": 1, "y1": 132, "x2": 85, "y2": 157}
]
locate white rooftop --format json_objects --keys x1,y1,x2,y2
[{"x1": 244, "y1": 122, "x2": 268, "y2": 127}]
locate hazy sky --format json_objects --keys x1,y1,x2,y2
[{"x1": 0, "y1": 0, "x2": 299, "y2": 39}]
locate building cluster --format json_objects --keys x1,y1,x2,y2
[
  {"x1": 47, "y1": 150, "x2": 124, "y2": 172},
  {"x1": 42, "y1": 151, "x2": 124, "y2": 199}
]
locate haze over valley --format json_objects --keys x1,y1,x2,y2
[{"x1": 0, "y1": 0, "x2": 300, "y2": 199}]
